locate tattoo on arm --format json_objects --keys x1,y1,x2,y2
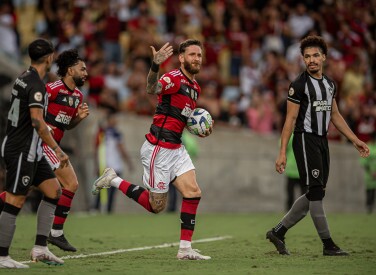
[{"x1": 146, "y1": 71, "x2": 162, "y2": 94}]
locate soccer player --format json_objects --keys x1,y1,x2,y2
[
  {"x1": 0, "y1": 49, "x2": 89, "y2": 252},
  {"x1": 92, "y1": 39, "x2": 213, "y2": 260},
  {"x1": 43, "y1": 49, "x2": 89, "y2": 251},
  {"x1": 267, "y1": 35, "x2": 370, "y2": 256},
  {"x1": 0, "y1": 38, "x2": 67, "y2": 268}
]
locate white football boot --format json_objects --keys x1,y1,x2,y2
[
  {"x1": 177, "y1": 248, "x2": 211, "y2": 260},
  {"x1": 92, "y1": 168, "x2": 118, "y2": 195},
  {"x1": 30, "y1": 245, "x2": 64, "y2": 265},
  {"x1": 0, "y1": 256, "x2": 29, "y2": 269}
]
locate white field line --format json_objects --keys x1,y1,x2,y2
[{"x1": 21, "y1": 235, "x2": 232, "y2": 263}]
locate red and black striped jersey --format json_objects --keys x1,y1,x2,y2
[
  {"x1": 145, "y1": 69, "x2": 201, "y2": 149},
  {"x1": 45, "y1": 80, "x2": 83, "y2": 143}
]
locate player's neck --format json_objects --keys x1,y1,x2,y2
[
  {"x1": 62, "y1": 77, "x2": 76, "y2": 91},
  {"x1": 180, "y1": 67, "x2": 195, "y2": 82},
  {"x1": 307, "y1": 70, "x2": 323, "y2": 79},
  {"x1": 30, "y1": 64, "x2": 47, "y2": 80}
]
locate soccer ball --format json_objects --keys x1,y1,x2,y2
[{"x1": 186, "y1": 108, "x2": 213, "y2": 136}]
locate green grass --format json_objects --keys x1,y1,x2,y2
[{"x1": 5, "y1": 212, "x2": 376, "y2": 274}]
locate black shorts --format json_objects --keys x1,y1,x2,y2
[
  {"x1": 4, "y1": 154, "x2": 56, "y2": 195},
  {"x1": 293, "y1": 132, "x2": 330, "y2": 188}
]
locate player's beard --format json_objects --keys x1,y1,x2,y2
[
  {"x1": 73, "y1": 76, "x2": 85, "y2": 87},
  {"x1": 184, "y1": 61, "x2": 200, "y2": 75}
]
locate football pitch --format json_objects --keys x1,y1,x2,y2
[{"x1": 7, "y1": 212, "x2": 376, "y2": 274}]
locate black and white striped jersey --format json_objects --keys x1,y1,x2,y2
[
  {"x1": 1, "y1": 66, "x2": 48, "y2": 161},
  {"x1": 287, "y1": 71, "x2": 336, "y2": 136}
]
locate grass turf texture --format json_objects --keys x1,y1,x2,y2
[{"x1": 6, "y1": 213, "x2": 376, "y2": 274}]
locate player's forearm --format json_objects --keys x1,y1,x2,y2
[
  {"x1": 280, "y1": 117, "x2": 295, "y2": 154},
  {"x1": 66, "y1": 116, "x2": 83, "y2": 130},
  {"x1": 31, "y1": 117, "x2": 60, "y2": 150},
  {"x1": 331, "y1": 113, "x2": 357, "y2": 143},
  {"x1": 146, "y1": 70, "x2": 160, "y2": 94}
]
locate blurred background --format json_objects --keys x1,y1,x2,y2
[{"x1": 0, "y1": 0, "x2": 375, "y2": 214}]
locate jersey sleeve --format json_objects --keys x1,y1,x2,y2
[
  {"x1": 45, "y1": 83, "x2": 59, "y2": 102},
  {"x1": 28, "y1": 80, "x2": 46, "y2": 109},
  {"x1": 287, "y1": 80, "x2": 304, "y2": 104},
  {"x1": 158, "y1": 72, "x2": 180, "y2": 95}
]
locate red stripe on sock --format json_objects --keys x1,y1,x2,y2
[
  {"x1": 0, "y1": 191, "x2": 5, "y2": 202},
  {"x1": 119, "y1": 180, "x2": 132, "y2": 194},
  {"x1": 181, "y1": 229, "x2": 194, "y2": 241},
  {"x1": 181, "y1": 198, "x2": 200, "y2": 214},
  {"x1": 137, "y1": 189, "x2": 153, "y2": 212},
  {"x1": 59, "y1": 189, "x2": 75, "y2": 207}
]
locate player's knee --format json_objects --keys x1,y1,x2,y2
[
  {"x1": 306, "y1": 186, "x2": 325, "y2": 201},
  {"x1": 181, "y1": 186, "x2": 201, "y2": 198}
]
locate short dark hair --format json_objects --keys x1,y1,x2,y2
[
  {"x1": 300, "y1": 35, "x2": 328, "y2": 56},
  {"x1": 178, "y1": 39, "x2": 202, "y2": 54},
  {"x1": 28, "y1": 38, "x2": 54, "y2": 62},
  {"x1": 55, "y1": 49, "x2": 83, "y2": 77}
]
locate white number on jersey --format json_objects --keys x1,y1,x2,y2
[{"x1": 8, "y1": 98, "x2": 20, "y2": 127}]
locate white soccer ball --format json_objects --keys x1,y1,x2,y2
[{"x1": 186, "y1": 108, "x2": 213, "y2": 136}]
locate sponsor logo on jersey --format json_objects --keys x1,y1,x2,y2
[
  {"x1": 15, "y1": 78, "x2": 27, "y2": 88},
  {"x1": 59, "y1": 89, "x2": 69, "y2": 95},
  {"x1": 34, "y1": 92, "x2": 43, "y2": 102},
  {"x1": 181, "y1": 104, "x2": 193, "y2": 117},
  {"x1": 312, "y1": 169, "x2": 320, "y2": 178},
  {"x1": 181, "y1": 79, "x2": 190, "y2": 85},
  {"x1": 313, "y1": 100, "x2": 331, "y2": 112},
  {"x1": 22, "y1": 176, "x2": 30, "y2": 186},
  {"x1": 75, "y1": 98, "x2": 80, "y2": 108},
  {"x1": 55, "y1": 111, "x2": 72, "y2": 125},
  {"x1": 328, "y1": 85, "x2": 334, "y2": 95}
]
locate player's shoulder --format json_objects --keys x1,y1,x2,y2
[
  {"x1": 162, "y1": 69, "x2": 182, "y2": 80},
  {"x1": 46, "y1": 79, "x2": 64, "y2": 90},
  {"x1": 290, "y1": 71, "x2": 308, "y2": 90},
  {"x1": 322, "y1": 74, "x2": 335, "y2": 85}
]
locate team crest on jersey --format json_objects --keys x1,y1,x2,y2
[
  {"x1": 22, "y1": 176, "x2": 30, "y2": 186},
  {"x1": 34, "y1": 92, "x2": 43, "y2": 102},
  {"x1": 68, "y1": 97, "x2": 74, "y2": 106},
  {"x1": 312, "y1": 169, "x2": 320, "y2": 178},
  {"x1": 289, "y1": 87, "x2": 294, "y2": 96},
  {"x1": 157, "y1": 181, "x2": 166, "y2": 190}
]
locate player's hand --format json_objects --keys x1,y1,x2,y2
[
  {"x1": 55, "y1": 148, "x2": 69, "y2": 168},
  {"x1": 353, "y1": 139, "x2": 370, "y2": 158},
  {"x1": 198, "y1": 120, "x2": 214, "y2": 138},
  {"x1": 275, "y1": 154, "x2": 286, "y2": 174},
  {"x1": 150, "y1": 42, "x2": 174, "y2": 65},
  {"x1": 77, "y1": 103, "x2": 89, "y2": 119}
]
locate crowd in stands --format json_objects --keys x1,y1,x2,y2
[{"x1": 1, "y1": 0, "x2": 376, "y2": 141}]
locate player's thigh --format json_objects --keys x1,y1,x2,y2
[
  {"x1": 173, "y1": 169, "x2": 201, "y2": 198},
  {"x1": 293, "y1": 133, "x2": 324, "y2": 187},
  {"x1": 54, "y1": 162, "x2": 78, "y2": 190},
  {"x1": 34, "y1": 157, "x2": 61, "y2": 199},
  {"x1": 3, "y1": 154, "x2": 36, "y2": 196}
]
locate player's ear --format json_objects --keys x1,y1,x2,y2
[
  {"x1": 178, "y1": 53, "x2": 184, "y2": 63},
  {"x1": 322, "y1": 54, "x2": 326, "y2": 62}
]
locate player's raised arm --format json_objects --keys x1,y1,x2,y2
[{"x1": 146, "y1": 42, "x2": 174, "y2": 95}]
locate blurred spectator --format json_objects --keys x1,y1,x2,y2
[
  {"x1": 360, "y1": 134, "x2": 376, "y2": 214},
  {"x1": 93, "y1": 111, "x2": 134, "y2": 213},
  {"x1": 0, "y1": 1, "x2": 19, "y2": 61}
]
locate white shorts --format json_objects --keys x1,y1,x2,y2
[
  {"x1": 42, "y1": 143, "x2": 60, "y2": 171},
  {"x1": 140, "y1": 140, "x2": 195, "y2": 193}
]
